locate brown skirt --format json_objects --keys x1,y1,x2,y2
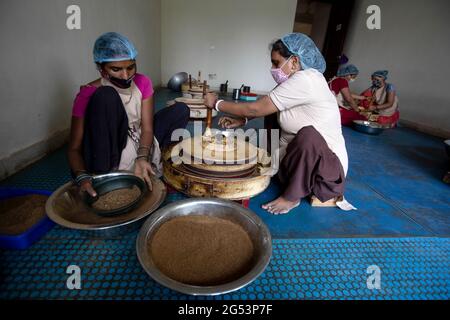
[{"x1": 278, "y1": 126, "x2": 346, "y2": 202}]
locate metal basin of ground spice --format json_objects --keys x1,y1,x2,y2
[
  {"x1": 0, "y1": 194, "x2": 48, "y2": 235},
  {"x1": 150, "y1": 215, "x2": 255, "y2": 286},
  {"x1": 92, "y1": 185, "x2": 141, "y2": 211}
]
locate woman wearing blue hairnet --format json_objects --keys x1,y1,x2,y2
[
  {"x1": 329, "y1": 64, "x2": 368, "y2": 126},
  {"x1": 205, "y1": 33, "x2": 349, "y2": 215},
  {"x1": 68, "y1": 32, "x2": 189, "y2": 196}
]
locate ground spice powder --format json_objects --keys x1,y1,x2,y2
[
  {"x1": 0, "y1": 194, "x2": 48, "y2": 235},
  {"x1": 92, "y1": 185, "x2": 141, "y2": 211},
  {"x1": 150, "y1": 215, "x2": 255, "y2": 286}
]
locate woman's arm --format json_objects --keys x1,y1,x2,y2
[
  {"x1": 134, "y1": 96, "x2": 155, "y2": 189},
  {"x1": 205, "y1": 94, "x2": 278, "y2": 118},
  {"x1": 340, "y1": 87, "x2": 359, "y2": 111},
  {"x1": 370, "y1": 91, "x2": 395, "y2": 111},
  {"x1": 139, "y1": 97, "x2": 154, "y2": 150},
  {"x1": 352, "y1": 94, "x2": 367, "y2": 100},
  {"x1": 67, "y1": 117, "x2": 86, "y2": 174},
  {"x1": 67, "y1": 117, "x2": 97, "y2": 197}
]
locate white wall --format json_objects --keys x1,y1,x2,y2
[
  {"x1": 0, "y1": 0, "x2": 161, "y2": 177},
  {"x1": 344, "y1": 0, "x2": 450, "y2": 137},
  {"x1": 161, "y1": 0, "x2": 297, "y2": 92}
]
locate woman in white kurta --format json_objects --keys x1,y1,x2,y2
[{"x1": 205, "y1": 33, "x2": 348, "y2": 214}]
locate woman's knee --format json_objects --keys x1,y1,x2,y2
[
  {"x1": 286, "y1": 126, "x2": 324, "y2": 154},
  {"x1": 172, "y1": 102, "x2": 190, "y2": 120},
  {"x1": 92, "y1": 86, "x2": 120, "y2": 100},
  {"x1": 85, "y1": 86, "x2": 127, "y2": 128},
  {"x1": 88, "y1": 86, "x2": 122, "y2": 112}
]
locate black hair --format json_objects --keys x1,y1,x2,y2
[
  {"x1": 95, "y1": 60, "x2": 136, "y2": 70},
  {"x1": 271, "y1": 39, "x2": 293, "y2": 58}
]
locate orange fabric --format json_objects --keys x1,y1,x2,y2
[
  {"x1": 358, "y1": 89, "x2": 373, "y2": 109},
  {"x1": 377, "y1": 111, "x2": 400, "y2": 128}
]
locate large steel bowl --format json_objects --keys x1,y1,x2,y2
[
  {"x1": 136, "y1": 198, "x2": 272, "y2": 296},
  {"x1": 352, "y1": 120, "x2": 384, "y2": 135}
]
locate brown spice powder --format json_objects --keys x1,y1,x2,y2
[
  {"x1": 0, "y1": 194, "x2": 49, "y2": 235},
  {"x1": 92, "y1": 185, "x2": 141, "y2": 211},
  {"x1": 150, "y1": 215, "x2": 255, "y2": 286}
]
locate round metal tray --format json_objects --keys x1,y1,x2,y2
[
  {"x1": 352, "y1": 120, "x2": 384, "y2": 135},
  {"x1": 136, "y1": 198, "x2": 272, "y2": 296},
  {"x1": 45, "y1": 172, "x2": 166, "y2": 237}
]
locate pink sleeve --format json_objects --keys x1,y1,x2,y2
[
  {"x1": 72, "y1": 86, "x2": 98, "y2": 118},
  {"x1": 134, "y1": 73, "x2": 154, "y2": 100}
]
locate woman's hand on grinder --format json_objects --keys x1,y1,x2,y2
[{"x1": 204, "y1": 92, "x2": 218, "y2": 109}]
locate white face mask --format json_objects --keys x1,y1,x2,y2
[{"x1": 349, "y1": 78, "x2": 356, "y2": 83}]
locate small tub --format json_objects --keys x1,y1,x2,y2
[{"x1": 0, "y1": 188, "x2": 55, "y2": 250}]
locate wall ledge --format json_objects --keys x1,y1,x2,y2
[
  {"x1": 399, "y1": 119, "x2": 450, "y2": 139},
  {"x1": 0, "y1": 129, "x2": 70, "y2": 181}
]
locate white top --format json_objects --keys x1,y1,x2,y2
[
  {"x1": 101, "y1": 78, "x2": 162, "y2": 177},
  {"x1": 269, "y1": 69, "x2": 348, "y2": 175}
]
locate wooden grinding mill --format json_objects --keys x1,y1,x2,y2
[
  {"x1": 163, "y1": 91, "x2": 272, "y2": 200},
  {"x1": 168, "y1": 79, "x2": 217, "y2": 120}
]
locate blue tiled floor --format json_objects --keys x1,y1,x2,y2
[
  {"x1": 1, "y1": 89, "x2": 449, "y2": 300},
  {"x1": 1, "y1": 89, "x2": 449, "y2": 239},
  {"x1": 1, "y1": 234, "x2": 448, "y2": 300}
]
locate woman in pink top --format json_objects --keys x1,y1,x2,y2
[{"x1": 68, "y1": 32, "x2": 189, "y2": 196}]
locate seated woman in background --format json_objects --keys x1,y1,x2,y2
[
  {"x1": 329, "y1": 64, "x2": 368, "y2": 126},
  {"x1": 360, "y1": 70, "x2": 400, "y2": 128},
  {"x1": 68, "y1": 32, "x2": 189, "y2": 197}
]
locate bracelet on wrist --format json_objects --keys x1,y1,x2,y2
[
  {"x1": 75, "y1": 173, "x2": 92, "y2": 186},
  {"x1": 135, "y1": 155, "x2": 149, "y2": 162},
  {"x1": 74, "y1": 169, "x2": 87, "y2": 176},
  {"x1": 215, "y1": 100, "x2": 224, "y2": 112},
  {"x1": 137, "y1": 152, "x2": 150, "y2": 158},
  {"x1": 138, "y1": 145, "x2": 151, "y2": 152}
]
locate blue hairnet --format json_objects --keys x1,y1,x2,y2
[
  {"x1": 337, "y1": 64, "x2": 359, "y2": 77},
  {"x1": 281, "y1": 33, "x2": 326, "y2": 73},
  {"x1": 93, "y1": 32, "x2": 138, "y2": 63},
  {"x1": 372, "y1": 70, "x2": 389, "y2": 79}
]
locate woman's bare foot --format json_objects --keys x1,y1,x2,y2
[{"x1": 262, "y1": 197, "x2": 300, "y2": 215}]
